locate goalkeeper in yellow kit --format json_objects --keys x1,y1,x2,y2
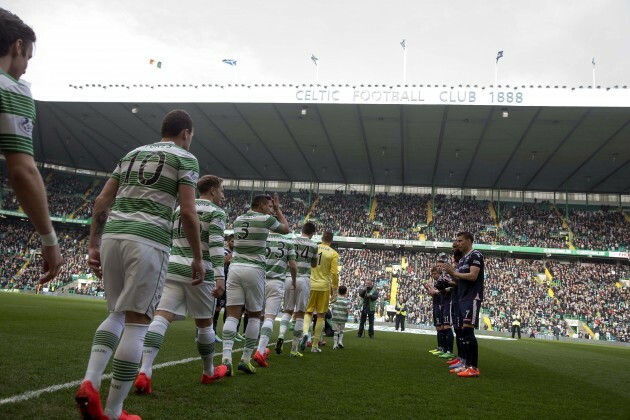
[{"x1": 302, "y1": 231, "x2": 339, "y2": 353}]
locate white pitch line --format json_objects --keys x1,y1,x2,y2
[{"x1": 0, "y1": 349, "x2": 244, "y2": 406}]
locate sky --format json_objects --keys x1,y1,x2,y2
[{"x1": 5, "y1": 0, "x2": 630, "y2": 99}]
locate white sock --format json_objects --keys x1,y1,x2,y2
[
  {"x1": 333, "y1": 331, "x2": 339, "y2": 347},
  {"x1": 292, "y1": 319, "x2": 304, "y2": 352},
  {"x1": 242, "y1": 317, "x2": 260, "y2": 363},
  {"x1": 104, "y1": 323, "x2": 148, "y2": 420},
  {"x1": 339, "y1": 330, "x2": 344, "y2": 346},
  {"x1": 221, "y1": 317, "x2": 238, "y2": 363},
  {"x1": 278, "y1": 313, "x2": 291, "y2": 339},
  {"x1": 257, "y1": 318, "x2": 274, "y2": 354},
  {"x1": 197, "y1": 326, "x2": 215, "y2": 377},
  {"x1": 139, "y1": 315, "x2": 170, "y2": 378},
  {"x1": 84, "y1": 312, "x2": 125, "y2": 390}
]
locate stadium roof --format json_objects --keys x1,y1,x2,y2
[{"x1": 32, "y1": 84, "x2": 630, "y2": 194}]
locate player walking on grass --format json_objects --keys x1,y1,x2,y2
[
  {"x1": 0, "y1": 9, "x2": 63, "y2": 283},
  {"x1": 302, "y1": 230, "x2": 338, "y2": 353},
  {"x1": 331, "y1": 285, "x2": 351, "y2": 349},
  {"x1": 221, "y1": 194, "x2": 289, "y2": 375},
  {"x1": 134, "y1": 175, "x2": 228, "y2": 393},
  {"x1": 276, "y1": 222, "x2": 318, "y2": 357},
  {"x1": 76, "y1": 110, "x2": 202, "y2": 420},
  {"x1": 440, "y1": 231, "x2": 484, "y2": 378},
  {"x1": 252, "y1": 232, "x2": 297, "y2": 367}
]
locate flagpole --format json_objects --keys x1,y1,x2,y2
[
  {"x1": 494, "y1": 61, "x2": 498, "y2": 85},
  {"x1": 315, "y1": 63, "x2": 319, "y2": 83},
  {"x1": 592, "y1": 60, "x2": 596, "y2": 87},
  {"x1": 403, "y1": 41, "x2": 407, "y2": 84}
]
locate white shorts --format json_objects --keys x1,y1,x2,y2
[
  {"x1": 156, "y1": 279, "x2": 216, "y2": 321},
  {"x1": 333, "y1": 322, "x2": 346, "y2": 332},
  {"x1": 226, "y1": 264, "x2": 265, "y2": 312},
  {"x1": 263, "y1": 280, "x2": 285, "y2": 317},
  {"x1": 101, "y1": 238, "x2": 169, "y2": 319},
  {"x1": 284, "y1": 276, "x2": 310, "y2": 313}
]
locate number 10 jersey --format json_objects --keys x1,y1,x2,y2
[{"x1": 103, "y1": 141, "x2": 199, "y2": 252}]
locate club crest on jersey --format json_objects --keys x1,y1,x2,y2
[{"x1": 19, "y1": 117, "x2": 34, "y2": 136}]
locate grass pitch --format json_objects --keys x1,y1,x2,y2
[{"x1": 0, "y1": 293, "x2": 628, "y2": 419}]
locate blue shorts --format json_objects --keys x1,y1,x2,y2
[
  {"x1": 441, "y1": 300, "x2": 452, "y2": 326},
  {"x1": 433, "y1": 303, "x2": 443, "y2": 326},
  {"x1": 459, "y1": 299, "x2": 481, "y2": 328}
]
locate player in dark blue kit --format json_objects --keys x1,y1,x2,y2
[
  {"x1": 425, "y1": 267, "x2": 444, "y2": 354},
  {"x1": 440, "y1": 231, "x2": 483, "y2": 378},
  {"x1": 446, "y1": 241, "x2": 465, "y2": 371},
  {"x1": 437, "y1": 253, "x2": 455, "y2": 360}
]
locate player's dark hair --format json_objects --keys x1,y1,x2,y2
[
  {"x1": 322, "y1": 230, "x2": 333, "y2": 243},
  {"x1": 338, "y1": 285, "x2": 347, "y2": 295},
  {"x1": 302, "y1": 221, "x2": 317, "y2": 235},
  {"x1": 226, "y1": 233, "x2": 234, "y2": 241},
  {"x1": 251, "y1": 194, "x2": 272, "y2": 210},
  {"x1": 430, "y1": 266, "x2": 439, "y2": 273},
  {"x1": 457, "y1": 231, "x2": 474, "y2": 243},
  {"x1": 161, "y1": 109, "x2": 193, "y2": 138},
  {"x1": 0, "y1": 9, "x2": 36, "y2": 57},
  {"x1": 198, "y1": 175, "x2": 222, "y2": 195}
]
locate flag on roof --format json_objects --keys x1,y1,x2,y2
[
  {"x1": 496, "y1": 50, "x2": 503, "y2": 63},
  {"x1": 149, "y1": 59, "x2": 162, "y2": 69},
  {"x1": 311, "y1": 54, "x2": 318, "y2": 66},
  {"x1": 222, "y1": 59, "x2": 237, "y2": 66},
  {"x1": 400, "y1": 39, "x2": 406, "y2": 50},
  {"x1": 592, "y1": 57, "x2": 596, "y2": 67}
]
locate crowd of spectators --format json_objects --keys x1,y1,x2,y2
[
  {"x1": 497, "y1": 203, "x2": 567, "y2": 248},
  {"x1": 547, "y1": 261, "x2": 628, "y2": 342},
  {"x1": 426, "y1": 195, "x2": 495, "y2": 243},
  {"x1": 2, "y1": 165, "x2": 629, "y2": 250},
  {"x1": 2, "y1": 167, "x2": 94, "y2": 218},
  {"x1": 569, "y1": 207, "x2": 629, "y2": 251},
  {"x1": 309, "y1": 191, "x2": 371, "y2": 237},
  {"x1": 373, "y1": 193, "x2": 430, "y2": 240},
  {"x1": 0, "y1": 219, "x2": 91, "y2": 292}
]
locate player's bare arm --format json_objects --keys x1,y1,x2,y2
[
  {"x1": 178, "y1": 184, "x2": 205, "y2": 285},
  {"x1": 88, "y1": 177, "x2": 118, "y2": 278},
  {"x1": 272, "y1": 192, "x2": 290, "y2": 234},
  {"x1": 289, "y1": 259, "x2": 297, "y2": 288}
]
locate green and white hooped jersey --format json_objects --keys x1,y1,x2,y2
[
  {"x1": 265, "y1": 234, "x2": 296, "y2": 281},
  {"x1": 103, "y1": 141, "x2": 199, "y2": 252},
  {"x1": 168, "y1": 199, "x2": 226, "y2": 284},
  {"x1": 232, "y1": 210, "x2": 282, "y2": 269},
  {"x1": 0, "y1": 70, "x2": 35, "y2": 156},
  {"x1": 293, "y1": 236, "x2": 318, "y2": 278}
]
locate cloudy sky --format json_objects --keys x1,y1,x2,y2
[{"x1": 6, "y1": 0, "x2": 630, "y2": 98}]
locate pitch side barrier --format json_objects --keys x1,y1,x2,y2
[
  {"x1": 0, "y1": 209, "x2": 90, "y2": 225},
  {"x1": 316, "y1": 235, "x2": 630, "y2": 260}
]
